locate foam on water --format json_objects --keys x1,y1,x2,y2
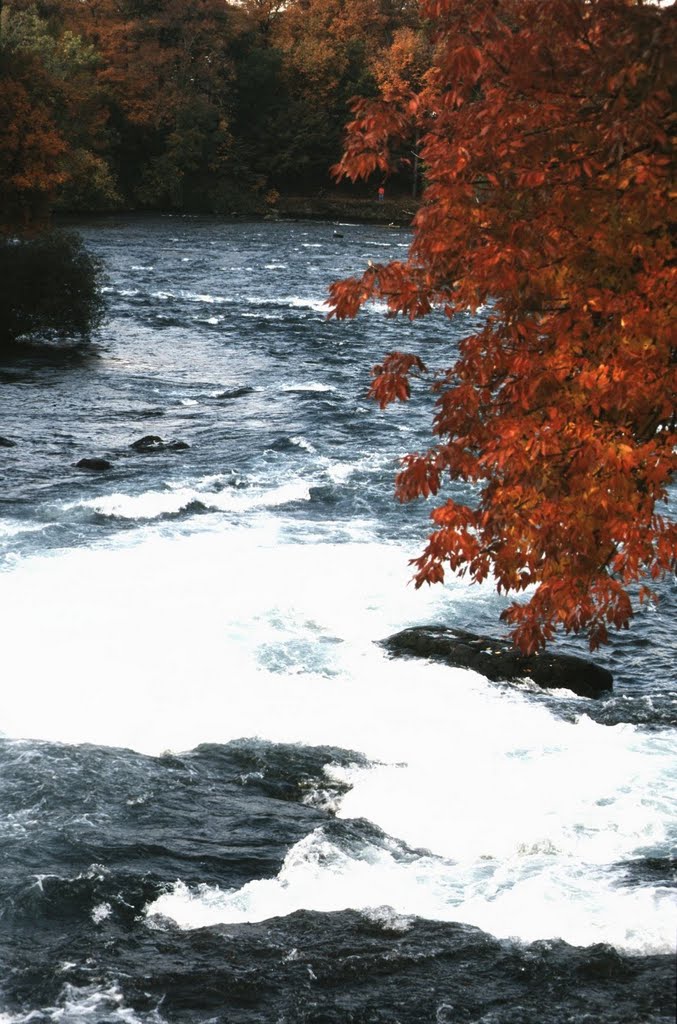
[
  {"x1": 0, "y1": 984, "x2": 165, "y2": 1023},
  {"x1": 63, "y1": 479, "x2": 312, "y2": 520},
  {"x1": 242, "y1": 294, "x2": 331, "y2": 314},
  {"x1": 1, "y1": 520, "x2": 675, "y2": 951},
  {"x1": 280, "y1": 382, "x2": 334, "y2": 393},
  {"x1": 0, "y1": 521, "x2": 48, "y2": 539},
  {"x1": 146, "y1": 830, "x2": 675, "y2": 953},
  {"x1": 0, "y1": 520, "x2": 493, "y2": 754}
]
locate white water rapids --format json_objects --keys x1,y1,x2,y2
[{"x1": 2, "y1": 512, "x2": 675, "y2": 955}]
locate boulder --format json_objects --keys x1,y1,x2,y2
[
  {"x1": 130, "y1": 435, "x2": 189, "y2": 453},
  {"x1": 0, "y1": 436, "x2": 17, "y2": 447},
  {"x1": 76, "y1": 457, "x2": 113, "y2": 471},
  {"x1": 380, "y1": 625, "x2": 613, "y2": 699},
  {"x1": 130, "y1": 434, "x2": 163, "y2": 451}
]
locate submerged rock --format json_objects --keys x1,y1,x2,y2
[
  {"x1": 215, "y1": 386, "x2": 254, "y2": 400},
  {"x1": 130, "y1": 435, "x2": 189, "y2": 453},
  {"x1": 380, "y1": 625, "x2": 613, "y2": 699},
  {"x1": 75, "y1": 457, "x2": 113, "y2": 471}
]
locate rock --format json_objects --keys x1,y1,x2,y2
[
  {"x1": 130, "y1": 434, "x2": 164, "y2": 451},
  {"x1": 0, "y1": 436, "x2": 17, "y2": 447},
  {"x1": 269, "y1": 436, "x2": 308, "y2": 452},
  {"x1": 380, "y1": 625, "x2": 613, "y2": 699},
  {"x1": 215, "y1": 386, "x2": 254, "y2": 400},
  {"x1": 130, "y1": 435, "x2": 189, "y2": 453},
  {"x1": 76, "y1": 457, "x2": 113, "y2": 471}
]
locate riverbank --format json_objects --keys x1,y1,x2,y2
[
  {"x1": 272, "y1": 193, "x2": 419, "y2": 226},
  {"x1": 51, "y1": 192, "x2": 421, "y2": 230}
]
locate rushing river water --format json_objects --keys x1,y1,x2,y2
[{"x1": 0, "y1": 216, "x2": 675, "y2": 1023}]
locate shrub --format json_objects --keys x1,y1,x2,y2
[{"x1": 0, "y1": 230, "x2": 104, "y2": 349}]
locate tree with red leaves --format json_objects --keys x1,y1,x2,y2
[{"x1": 330, "y1": 0, "x2": 676, "y2": 652}]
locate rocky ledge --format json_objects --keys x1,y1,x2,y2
[{"x1": 380, "y1": 625, "x2": 613, "y2": 699}]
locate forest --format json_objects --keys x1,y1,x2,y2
[{"x1": 0, "y1": 0, "x2": 424, "y2": 228}]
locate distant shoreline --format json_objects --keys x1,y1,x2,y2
[
  {"x1": 53, "y1": 193, "x2": 420, "y2": 230},
  {"x1": 273, "y1": 194, "x2": 419, "y2": 226}
]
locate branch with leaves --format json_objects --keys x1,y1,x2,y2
[{"x1": 330, "y1": 0, "x2": 676, "y2": 653}]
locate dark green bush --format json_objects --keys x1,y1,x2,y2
[{"x1": 0, "y1": 231, "x2": 104, "y2": 349}]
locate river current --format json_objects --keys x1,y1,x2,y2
[{"x1": 0, "y1": 216, "x2": 675, "y2": 1022}]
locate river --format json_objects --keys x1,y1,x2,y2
[{"x1": 0, "y1": 215, "x2": 675, "y2": 1022}]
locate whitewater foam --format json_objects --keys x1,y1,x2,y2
[
  {"x1": 0, "y1": 983, "x2": 165, "y2": 1023},
  {"x1": 145, "y1": 823, "x2": 676, "y2": 953},
  {"x1": 280, "y1": 382, "x2": 334, "y2": 393},
  {"x1": 2, "y1": 516, "x2": 675, "y2": 953},
  {"x1": 62, "y1": 480, "x2": 312, "y2": 520}
]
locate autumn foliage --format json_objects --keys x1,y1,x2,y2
[
  {"x1": 330, "y1": 0, "x2": 676, "y2": 652},
  {"x1": 0, "y1": 0, "x2": 421, "y2": 225}
]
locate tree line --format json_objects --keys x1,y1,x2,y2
[{"x1": 0, "y1": 0, "x2": 423, "y2": 229}]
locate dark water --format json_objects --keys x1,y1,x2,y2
[{"x1": 0, "y1": 217, "x2": 674, "y2": 1022}]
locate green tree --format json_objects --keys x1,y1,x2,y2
[{"x1": 0, "y1": 231, "x2": 104, "y2": 349}]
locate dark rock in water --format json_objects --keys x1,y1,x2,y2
[
  {"x1": 269, "y1": 436, "x2": 309, "y2": 453},
  {"x1": 215, "y1": 386, "x2": 254, "y2": 400},
  {"x1": 0, "y1": 436, "x2": 17, "y2": 447},
  {"x1": 130, "y1": 435, "x2": 189, "y2": 453},
  {"x1": 381, "y1": 625, "x2": 613, "y2": 699},
  {"x1": 130, "y1": 434, "x2": 164, "y2": 451},
  {"x1": 75, "y1": 457, "x2": 113, "y2": 471},
  {"x1": 309, "y1": 484, "x2": 338, "y2": 505}
]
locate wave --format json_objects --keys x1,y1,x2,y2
[
  {"x1": 142, "y1": 707, "x2": 677, "y2": 953},
  {"x1": 112, "y1": 286, "x2": 333, "y2": 317},
  {"x1": 268, "y1": 436, "x2": 316, "y2": 453},
  {"x1": 63, "y1": 479, "x2": 312, "y2": 521},
  {"x1": 182, "y1": 292, "x2": 227, "y2": 304},
  {"x1": 145, "y1": 825, "x2": 676, "y2": 953},
  {"x1": 280, "y1": 382, "x2": 334, "y2": 394},
  {"x1": 0, "y1": 520, "x2": 48, "y2": 539}
]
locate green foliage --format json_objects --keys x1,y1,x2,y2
[
  {"x1": 3, "y1": 8, "x2": 99, "y2": 77},
  {"x1": 0, "y1": 230, "x2": 104, "y2": 349}
]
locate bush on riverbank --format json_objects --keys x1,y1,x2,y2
[{"x1": 0, "y1": 231, "x2": 104, "y2": 351}]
